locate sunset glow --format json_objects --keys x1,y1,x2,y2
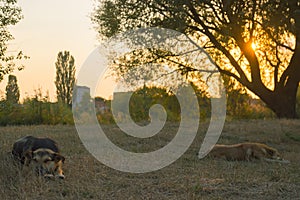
[{"x1": 251, "y1": 42, "x2": 257, "y2": 50}]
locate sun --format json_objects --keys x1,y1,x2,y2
[{"x1": 251, "y1": 42, "x2": 257, "y2": 50}]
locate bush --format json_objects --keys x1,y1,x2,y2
[{"x1": 0, "y1": 97, "x2": 74, "y2": 126}]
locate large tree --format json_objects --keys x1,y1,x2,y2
[
  {"x1": 0, "y1": 0, "x2": 25, "y2": 81},
  {"x1": 55, "y1": 51, "x2": 76, "y2": 107},
  {"x1": 92, "y1": 0, "x2": 300, "y2": 118},
  {"x1": 5, "y1": 74, "x2": 20, "y2": 104}
]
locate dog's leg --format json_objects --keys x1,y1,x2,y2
[
  {"x1": 44, "y1": 174, "x2": 55, "y2": 180},
  {"x1": 245, "y1": 148, "x2": 252, "y2": 161},
  {"x1": 23, "y1": 150, "x2": 33, "y2": 166},
  {"x1": 55, "y1": 161, "x2": 65, "y2": 179},
  {"x1": 264, "y1": 158, "x2": 291, "y2": 164}
]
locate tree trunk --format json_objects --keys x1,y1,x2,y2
[
  {"x1": 260, "y1": 88, "x2": 297, "y2": 118},
  {"x1": 268, "y1": 13, "x2": 300, "y2": 118},
  {"x1": 245, "y1": 77, "x2": 298, "y2": 119},
  {"x1": 244, "y1": 9, "x2": 300, "y2": 119}
]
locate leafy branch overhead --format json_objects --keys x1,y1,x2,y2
[{"x1": 0, "y1": 0, "x2": 27, "y2": 81}]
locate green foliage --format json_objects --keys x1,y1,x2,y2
[
  {"x1": 55, "y1": 51, "x2": 76, "y2": 107},
  {"x1": 0, "y1": 89, "x2": 74, "y2": 125},
  {"x1": 108, "y1": 85, "x2": 211, "y2": 123},
  {"x1": 0, "y1": 83, "x2": 277, "y2": 126},
  {"x1": 224, "y1": 75, "x2": 250, "y2": 118},
  {"x1": 91, "y1": 0, "x2": 121, "y2": 38},
  {"x1": 5, "y1": 74, "x2": 20, "y2": 104},
  {"x1": 129, "y1": 86, "x2": 180, "y2": 122},
  {"x1": 97, "y1": 111, "x2": 115, "y2": 124},
  {"x1": 0, "y1": 0, "x2": 26, "y2": 81},
  {"x1": 97, "y1": 83, "x2": 276, "y2": 124},
  {"x1": 223, "y1": 75, "x2": 274, "y2": 119}
]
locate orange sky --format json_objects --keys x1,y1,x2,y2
[{"x1": 0, "y1": 0, "x2": 112, "y2": 101}]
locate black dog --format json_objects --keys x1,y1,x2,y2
[{"x1": 12, "y1": 136, "x2": 65, "y2": 179}]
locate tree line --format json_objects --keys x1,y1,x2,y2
[
  {"x1": 78, "y1": 84, "x2": 277, "y2": 125},
  {"x1": 0, "y1": 75, "x2": 280, "y2": 126},
  {"x1": 0, "y1": 51, "x2": 75, "y2": 125},
  {"x1": 0, "y1": 1, "x2": 76, "y2": 125}
]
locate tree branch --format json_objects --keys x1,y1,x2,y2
[{"x1": 185, "y1": 1, "x2": 250, "y2": 86}]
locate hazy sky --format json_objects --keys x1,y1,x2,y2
[{"x1": 0, "y1": 0, "x2": 100, "y2": 101}]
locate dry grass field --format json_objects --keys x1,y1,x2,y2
[{"x1": 0, "y1": 119, "x2": 299, "y2": 199}]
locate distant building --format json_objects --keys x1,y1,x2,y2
[
  {"x1": 112, "y1": 92, "x2": 133, "y2": 113},
  {"x1": 95, "y1": 97, "x2": 110, "y2": 114},
  {"x1": 73, "y1": 85, "x2": 90, "y2": 107}
]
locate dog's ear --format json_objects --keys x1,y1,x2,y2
[
  {"x1": 263, "y1": 147, "x2": 281, "y2": 159},
  {"x1": 264, "y1": 147, "x2": 276, "y2": 156},
  {"x1": 53, "y1": 153, "x2": 65, "y2": 163}
]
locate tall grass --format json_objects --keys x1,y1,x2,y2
[{"x1": 0, "y1": 120, "x2": 299, "y2": 199}]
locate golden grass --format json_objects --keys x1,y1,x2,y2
[{"x1": 0, "y1": 119, "x2": 299, "y2": 199}]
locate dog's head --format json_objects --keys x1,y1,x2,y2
[
  {"x1": 262, "y1": 146, "x2": 282, "y2": 160},
  {"x1": 25, "y1": 148, "x2": 65, "y2": 178}
]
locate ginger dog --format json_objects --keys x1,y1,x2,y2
[{"x1": 208, "y1": 142, "x2": 288, "y2": 163}]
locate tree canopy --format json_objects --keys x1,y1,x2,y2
[
  {"x1": 5, "y1": 74, "x2": 19, "y2": 104},
  {"x1": 92, "y1": 0, "x2": 300, "y2": 118},
  {"x1": 0, "y1": 0, "x2": 25, "y2": 81},
  {"x1": 55, "y1": 51, "x2": 76, "y2": 107}
]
